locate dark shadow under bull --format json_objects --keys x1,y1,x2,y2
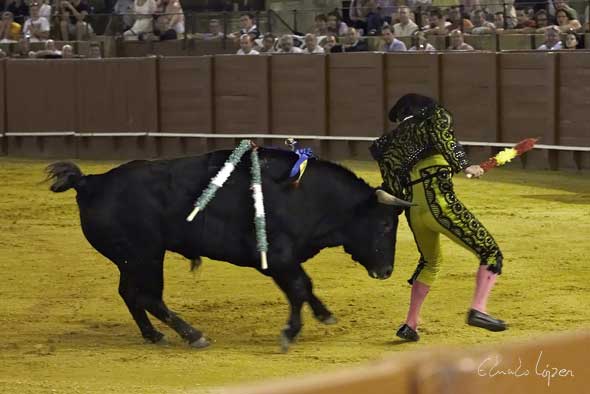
[{"x1": 46, "y1": 148, "x2": 409, "y2": 351}]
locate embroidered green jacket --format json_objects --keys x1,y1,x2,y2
[{"x1": 369, "y1": 105, "x2": 470, "y2": 201}]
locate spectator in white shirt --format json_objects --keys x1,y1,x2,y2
[
  {"x1": 236, "y1": 34, "x2": 259, "y2": 55},
  {"x1": 277, "y1": 34, "x2": 303, "y2": 53},
  {"x1": 381, "y1": 25, "x2": 407, "y2": 51},
  {"x1": 537, "y1": 25, "x2": 563, "y2": 49},
  {"x1": 23, "y1": 2, "x2": 50, "y2": 42},
  {"x1": 393, "y1": 6, "x2": 418, "y2": 36},
  {"x1": 39, "y1": 0, "x2": 51, "y2": 19},
  {"x1": 258, "y1": 32, "x2": 276, "y2": 53},
  {"x1": 303, "y1": 33, "x2": 324, "y2": 53},
  {"x1": 408, "y1": 30, "x2": 436, "y2": 51}
]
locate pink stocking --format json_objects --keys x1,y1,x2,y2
[
  {"x1": 471, "y1": 265, "x2": 498, "y2": 313},
  {"x1": 405, "y1": 280, "x2": 430, "y2": 330}
]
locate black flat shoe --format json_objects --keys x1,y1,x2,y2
[
  {"x1": 467, "y1": 309, "x2": 507, "y2": 332},
  {"x1": 396, "y1": 324, "x2": 420, "y2": 341}
]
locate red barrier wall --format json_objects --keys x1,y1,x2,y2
[
  {"x1": 385, "y1": 53, "x2": 440, "y2": 129},
  {"x1": 214, "y1": 55, "x2": 270, "y2": 134},
  {"x1": 329, "y1": 53, "x2": 384, "y2": 159},
  {"x1": 156, "y1": 56, "x2": 213, "y2": 157},
  {"x1": 6, "y1": 59, "x2": 77, "y2": 133},
  {"x1": 329, "y1": 53, "x2": 384, "y2": 136},
  {"x1": 0, "y1": 59, "x2": 4, "y2": 154},
  {"x1": 76, "y1": 58, "x2": 158, "y2": 133},
  {"x1": 76, "y1": 58, "x2": 158, "y2": 159},
  {"x1": 441, "y1": 52, "x2": 498, "y2": 142},
  {"x1": 5, "y1": 59, "x2": 78, "y2": 157},
  {"x1": 270, "y1": 54, "x2": 327, "y2": 135},
  {"x1": 158, "y1": 56, "x2": 213, "y2": 133},
  {"x1": 499, "y1": 52, "x2": 557, "y2": 168},
  {"x1": 558, "y1": 52, "x2": 590, "y2": 147}
]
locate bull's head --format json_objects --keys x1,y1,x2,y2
[{"x1": 343, "y1": 189, "x2": 412, "y2": 280}]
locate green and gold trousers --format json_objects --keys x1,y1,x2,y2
[{"x1": 405, "y1": 154, "x2": 503, "y2": 286}]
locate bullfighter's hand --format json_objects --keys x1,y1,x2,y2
[{"x1": 464, "y1": 165, "x2": 484, "y2": 178}]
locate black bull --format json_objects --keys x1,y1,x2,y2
[{"x1": 46, "y1": 148, "x2": 410, "y2": 350}]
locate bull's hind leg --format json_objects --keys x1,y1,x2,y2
[
  {"x1": 132, "y1": 257, "x2": 209, "y2": 349},
  {"x1": 118, "y1": 269, "x2": 165, "y2": 343}
]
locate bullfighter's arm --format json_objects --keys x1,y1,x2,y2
[{"x1": 429, "y1": 107, "x2": 470, "y2": 173}]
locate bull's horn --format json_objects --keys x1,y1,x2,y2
[{"x1": 375, "y1": 189, "x2": 414, "y2": 207}]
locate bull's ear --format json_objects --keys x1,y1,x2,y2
[{"x1": 375, "y1": 189, "x2": 415, "y2": 208}]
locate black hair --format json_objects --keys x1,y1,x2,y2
[{"x1": 388, "y1": 93, "x2": 438, "y2": 122}]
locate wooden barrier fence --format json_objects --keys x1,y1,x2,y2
[
  {"x1": 223, "y1": 330, "x2": 590, "y2": 394},
  {"x1": 1, "y1": 52, "x2": 589, "y2": 169}
]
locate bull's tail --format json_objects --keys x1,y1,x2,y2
[{"x1": 45, "y1": 161, "x2": 84, "y2": 193}]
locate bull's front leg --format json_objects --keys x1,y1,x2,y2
[
  {"x1": 299, "y1": 267, "x2": 337, "y2": 325},
  {"x1": 271, "y1": 268, "x2": 308, "y2": 352}
]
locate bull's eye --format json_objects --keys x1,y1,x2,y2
[{"x1": 384, "y1": 224, "x2": 394, "y2": 233}]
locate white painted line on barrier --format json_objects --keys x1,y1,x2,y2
[{"x1": 2, "y1": 132, "x2": 589, "y2": 152}]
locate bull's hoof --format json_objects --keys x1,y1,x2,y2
[
  {"x1": 280, "y1": 332, "x2": 292, "y2": 353},
  {"x1": 319, "y1": 315, "x2": 338, "y2": 325},
  {"x1": 144, "y1": 331, "x2": 165, "y2": 344},
  {"x1": 189, "y1": 336, "x2": 210, "y2": 349}
]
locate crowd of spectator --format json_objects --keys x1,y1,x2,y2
[
  {"x1": 1, "y1": 0, "x2": 588, "y2": 59},
  {"x1": 217, "y1": 0, "x2": 586, "y2": 56}
]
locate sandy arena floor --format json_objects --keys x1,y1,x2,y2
[{"x1": 0, "y1": 158, "x2": 589, "y2": 394}]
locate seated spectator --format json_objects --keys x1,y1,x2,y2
[
  {"x1": 105, "y1": 0, "x2": 134, "y2": 36},
  {"x1": 533, "y1": 10, "x2": 550, "y2": 31},
  {"x1": 257, "y1": 33, "x2": 276, "y2": 53},
  {"x1": 552, "y1": 0, "x2": 578, "y2": 20},
  {"x1": 417, "y1": 8, "x2": 431, "y2": 30},
  {"x1": 0, "y1": 11, "x2": 21, "y2": 42},
  {"x1": 392, "y1": 6, "x2": 418, "y2": 37},
  {"x1": 563, "y1": 29, "x2": 580, "y2": 49},
  {"x1": 331, "y1": 27, "x2": 368, "y2": 52},
  {"x1": 350, "y1": 0, "x2": 384, "y2": 35},
  {"x1": 89, "y1": 42, "x2": 101, "y2": 58},
  {"x1": 313, "y1": 14, "x2": 329, "y2": 36},
  {"x1": 195, "y1": 19, "x2": 224, "y2": 40},
  {"x1": 236, "y1": 33, "x2": 259, "y2": 55},
  {"x1": 59, "y1": 0, "x2": 93, "y2": 41},
  {"x1": 514, "y1": 7, "x2": 536, "y2": 30},
  {"x1": 408, "y1": 30, "x2": 436, "y2": 51},
  {"x1": 230, "y1": 13, "x2": 260, "y2": 40},
  {"x1": 155, "y1": 0, "x2": 185, "y2": 40},
  {"x1": 381, "y1": 25, "x2": 406, "y2": 51},
  {"x1": 39, "y1": 0, "x2": 51, "y2": 19},
  {"x1": 303, "y1": 33, "x2": 324, "y2": 53},
  {"x1": 4, "y1": 0, "x2": 29, "y2": 25},
  {"x1": 471, "y1": 9, "x2": 496, "y2": 34},
  {"x1": 61, "y1": 44, "x2": 74, "y2": 57},
  {"x1": 34, "y1": 39, "x2": 63, "y2": 58},
  {"x1": 494, "y1": 11, "x2": 505, "y2": 31},
  {"x1": 320, "y1": 33, "x2": 338, "y2": 51},
  {"x1": 484, "y1": 0, "x2": 516, "y2": 20},
  {"x1": 327, "y1": 11, "x2": 348, "y2": 36},
  {"x1": 425, "y1": 7, "x2": 450, "y2": 36},
  {"x1": 123, "y1": 0, "x2": 157, "y2": 40},
  {"x1": 12, "y1": 36, "x2": 33, "y2": 57},
  {"x1": 555, "y1": 8, "x2": 581, "y2": 32},
  {"x1": 22, "y1": 3, "x2": 50, "y2": 42},
  {"x1": 537, "y1": 25, "x2": 562, "y2": 49},
  {"x1": 277, "y1": 34, "x2": 303, "y2": 53},
  {"x1": 447, "y1": 6, "x2": 474, "y2": 32},
  {"x1": 448, "y1": 29, "x2": 474, "y2": 50},
  {"x1": 349, "y1": 0, "x2": 370, "y2": 32}
]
